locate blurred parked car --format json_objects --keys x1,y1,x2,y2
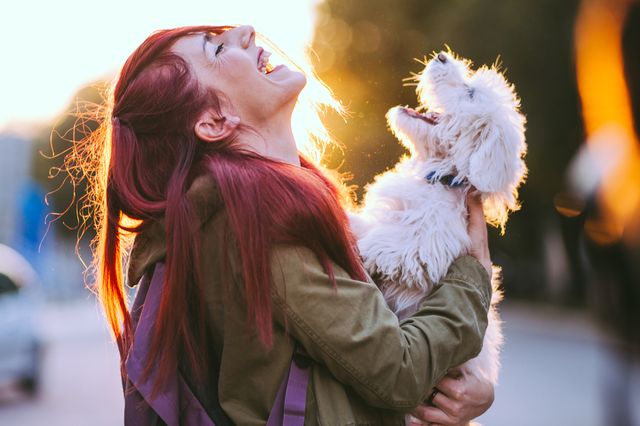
[{"x1": 0, "y1": 244, "x2": 43, "y2": 395}]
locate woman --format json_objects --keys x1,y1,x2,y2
[{"x1": 87, "y1": 24, "x2": 494, "y2": 425}]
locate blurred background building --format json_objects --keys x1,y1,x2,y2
[
  {"x1": 0, "y1": 0, "x2": 638, "y2": 424},
  {"x1": 0, "y1": 135, "x2": 32, "y2": 244}
]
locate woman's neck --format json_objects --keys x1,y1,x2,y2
[{"x1": 239, "y1": 110, "x2": 301, "y2": 166}]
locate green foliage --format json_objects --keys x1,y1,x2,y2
[{"x1": 31, "y1": 82, "x2": 107, "y2": 242}]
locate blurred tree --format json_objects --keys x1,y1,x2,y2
[
  {"x1": 311, "y1": 0, "x2": 582, "y2": 300},
  {"x1": 30, "y1": 82, "x2": 107, "y2": 246}
]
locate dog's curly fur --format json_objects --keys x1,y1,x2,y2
[{"x1": 349, "y1": 50, "x2": 527, "y2": 387}]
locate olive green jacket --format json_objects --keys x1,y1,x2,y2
[{"x1": 127, "y1": 174, "x2": 492, "y2": 425}]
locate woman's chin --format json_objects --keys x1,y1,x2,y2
[
  {"x1": 254, "y1": 67, "x2": 306, "y2": 114},
  {"x1": 267, "y1": 66, "x2": 306, "y2": 90},
  {"x1": 292, "y1": 72, "x2": 307, "y2": 95}
]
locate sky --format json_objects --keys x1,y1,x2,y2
[{"x1": 0, "y1": 0, "x2": 320, "y2": 133}]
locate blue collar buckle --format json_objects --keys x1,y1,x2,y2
[{"x1": 425, "y1": 171, "x2": 468, "y2": 188}]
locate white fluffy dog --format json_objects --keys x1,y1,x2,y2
[{"x1": 349, "y1": 50, "x2": 527, "y2": 389}]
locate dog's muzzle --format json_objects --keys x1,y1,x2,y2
[{"x1": 401, "y1": 107, "x2": 440, "y2": 125}]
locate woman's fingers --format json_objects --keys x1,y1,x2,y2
[
  {"x1": 430, "y1": 367, "x2": 495, "y2": 422},
  {"x1": 424, "y1": 376, "x2": 467, "y2": 418},
  {"x1": 407, "y1": 414, "x2": 430, "y2": 425},
  {"x1": 436, "y1": 376, "x2": 464, "y2": 399},
  {"x1": 465, "y1": 189, "x2": 492, "y2": 277},
  {"x1": 432, "y1": 387, "x2": 463, "y2": 417},
  {"x1": 411, "y1": 404, "x2": 459, "y2": 425}
]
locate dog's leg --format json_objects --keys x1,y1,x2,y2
[{"x1": 346, "y1": 211, "x2": 374, "y2": 240}]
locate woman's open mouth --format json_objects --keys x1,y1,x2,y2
[{"x1": 257, "y1": 48, "x2": 275, "y2": 75}]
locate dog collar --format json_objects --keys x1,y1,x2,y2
[{"x1": 425, "y1": 171, "x2": 468, "y2": 187}]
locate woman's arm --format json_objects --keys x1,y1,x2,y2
[
  {"x1": 408, "y1": 190, "x2": 496, "y2": 424},
  {"x1": 269, "y1": 245, "x2": 491, "y2": 411}
]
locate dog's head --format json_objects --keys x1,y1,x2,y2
[
  {"x1": 386, "y1": 52, "x2": 471, "y2": 159},
  {"x1": 387, "y1": 50, "x2": 528, "y2": 232},
  {"x1": 417, "y1": 51, "x2": 473, "y2": 112}
]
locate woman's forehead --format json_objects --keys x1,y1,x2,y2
[
  {"x1": 173, "y1": 31, "x2": 226, "y2": 55},
  {"x1": 172, "y1": 34, "x2": 207, "y2": 57}
]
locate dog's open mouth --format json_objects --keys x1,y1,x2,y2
[{"x1": 400, "y1": 107, "x2": 440, "y2": 125}]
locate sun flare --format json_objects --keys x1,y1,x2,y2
[{"x1": 0, "y1": 0, "x2": 321, "y2": 134}]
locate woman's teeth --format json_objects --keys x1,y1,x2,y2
[{"x1": 259, "y1": 52, "x2": 272, "y2": 74}]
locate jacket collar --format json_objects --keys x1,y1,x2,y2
[{"x1": 126, "y1": 173, "x2": 223, "y2": 287}]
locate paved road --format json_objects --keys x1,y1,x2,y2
[
  {"x1": 0, "y1": 299, "x2": 123, "y2": 426},
  {"x1": 477, "y1": 303, "x2": 640, "y2": 426},
  {"x1": 0, "y1": 299, "x2": 638, "y2": 425}
]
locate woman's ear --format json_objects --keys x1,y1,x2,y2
[{"x1": 194, "y1": 109, "x2": 240, "y2": 143}]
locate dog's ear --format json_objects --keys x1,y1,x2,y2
[
  {"x1": 467, "y1": 66, "x2": 527, "y2": 192},
  {"x1": 467, "y1": 114, "x2": 527, "y2": 232},
  {"x1": 468, "y1": 119, "x2": 523, "y2": 192}
]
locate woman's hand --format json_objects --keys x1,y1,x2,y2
[
  {"x1": 466, "y1": 189, "x2": 492, "y2": 278},
  {"x1": 408, "y1": 367, "x2": 495, "y2": 426}
]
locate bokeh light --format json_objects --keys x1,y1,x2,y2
[{"x1": 574, "y1": 0, "x2": 640, "y2": 245}]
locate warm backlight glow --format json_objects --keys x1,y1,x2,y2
[
  {"x1": 575, "y1": 0, "x2": 640, "y2": 244},
  {"x1": 0, "y1": 0, "x2": 321, "y2": 134}
]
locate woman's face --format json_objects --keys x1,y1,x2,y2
[{"x1": 172, "y1": 25, "x2": 306, "y2": 126}]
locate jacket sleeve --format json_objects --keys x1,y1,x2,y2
[{"x1": 269, "y1": 245, "x2": 491, "y2": 411}]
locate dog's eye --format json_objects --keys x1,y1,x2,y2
[{"x1": 467, "y1": 88, "x2": 475, "y2": 99}]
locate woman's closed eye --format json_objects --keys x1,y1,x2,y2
[{"x1": 202, "y1": 33, "x2": 224, "y2": 60}]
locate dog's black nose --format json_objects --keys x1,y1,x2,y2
[{"x1": 437, "y1": 52, "x2": 447, "y2": 63}]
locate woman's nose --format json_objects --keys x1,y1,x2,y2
[{"x1": 236, "y1": 25, "x2": 255, "y2": 49}]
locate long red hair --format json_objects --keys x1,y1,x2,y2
[{"x1": 88, "y1": 26, "x2": 366, "y2": 395}]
